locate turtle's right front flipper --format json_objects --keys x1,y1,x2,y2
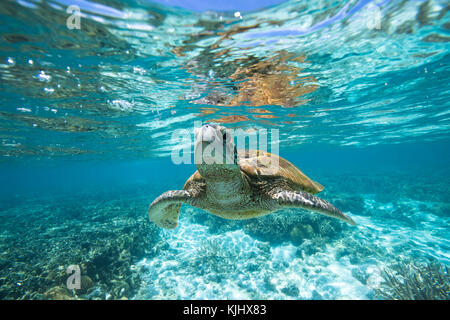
[{"x1": 148, "y1": 190, "x2": 194, "y2": 229}]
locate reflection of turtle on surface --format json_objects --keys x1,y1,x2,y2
[
  {"x1": 188, "y1": 51, "x2": 318, "y2": 110},
  {"x1": 148, "y1": 124, "x2": 356, "y2": 229},
  {"x1": 172, "y1": 21, "x2": 318, "y2": 110}
]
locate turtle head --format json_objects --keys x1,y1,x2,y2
[{"x1": 194, "y1": 124, "x2": 239, "y2": 178}]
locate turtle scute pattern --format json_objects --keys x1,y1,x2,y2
[{"x1": 237, "y1": 150, "x2": 324, "y2": 194}]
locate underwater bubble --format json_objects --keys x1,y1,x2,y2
[
  {"x1": 35, "y1": 71, "x2": 51, "y2": 82},
  {"x1": 109, "y1": 99, "x2": 134, "y2": 112},
  {"x1": 133, "y1": 66, "x2": 146, "y2": 75},
  {"x1": 17, "y1": 107, "x2": 32, "y2": 113},
  {"x1": 6, "y1": 57, "x2": 15, "y2": 66}
]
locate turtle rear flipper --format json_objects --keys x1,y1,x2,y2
[
  {"x1": 269, "y1": 188, "x2": 356, "y2": 225},
  {"x1": 148, "y1": 190, "x2": 193, "y2": 229}
]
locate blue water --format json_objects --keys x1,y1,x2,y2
[{"x1": 0, "y1": 0, "x2": 449, "y2": 300}]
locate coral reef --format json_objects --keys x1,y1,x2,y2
[
  {"x1": 1, "y1": 170, "x2": 448, "y2": 300},
  {"x1": 242, "y1": 209, "x2": 348, "y2": 245},
  {"x1": 189, "y1": 238, "x2": 240, "y2": 275},
  {"x1": 375, "y1": 259, "x2": 450, "y2": 300},
  {"x1": 0, "y1": 189, "x2": 160, "y2": 300}
]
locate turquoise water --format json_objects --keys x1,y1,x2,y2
[{"x1": 0, "y1": 0, "x2": 449, "y2": 300}]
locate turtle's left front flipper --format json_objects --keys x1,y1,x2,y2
[
  {"x1": 269, "y1": 188, "x2": 356, "y2": 225},
  {"x1": 148, "y1": 190, "x2": 195, "y2": 229}
]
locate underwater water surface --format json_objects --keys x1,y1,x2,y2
[{"x1": 0, "y1": 0, "x2": 449, "y2": 300}]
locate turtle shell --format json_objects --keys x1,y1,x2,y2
[{"x1": 238, "y1": 150, "x2": 324, "y2": 194}]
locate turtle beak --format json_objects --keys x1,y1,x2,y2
[{"x1": 195, "y1": 124, "x2": 218, "y2": 144}]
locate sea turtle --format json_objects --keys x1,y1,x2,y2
[{"x1": 148, "y1": 124, "x2": 356, "y2": 229}]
